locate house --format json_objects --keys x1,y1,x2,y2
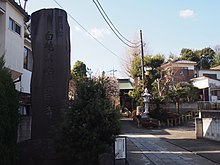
[
  {"x1": 0, "y1": 0, "x2": 32, "y2": 142},
  {"x1": 191, "y1": 67, "x2": 220, "y2": 101},
  {"x1": 118, "y1": 78, "x2": 134, "y2": 111},
  {"x1": 160, "y1": 60, "x2": 197, "y2": 84}
]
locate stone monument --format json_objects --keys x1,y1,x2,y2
[
  {"x1": 31, "y1": 8, "x2": 70, "y2": 139},
  {"x1": 18, "y1": 9, "x2": 70, "y2": 165}
]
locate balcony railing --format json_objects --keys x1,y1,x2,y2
[{"x1": 197, "y1": 101, "x2": 220, "y2": 111}]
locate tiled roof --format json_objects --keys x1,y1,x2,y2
[{"x1": 118, "y1": 79, "x2": 134, "y2": 90}]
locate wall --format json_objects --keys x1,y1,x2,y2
[
  {"x1": 199, "y1": 70, "x2": 220, "y2": 80},
  {"x1": 4, "y1": 2, "x2": 24, "y2": 75},
  {"x1": 192, "y1": 78, "x2": 209, "y2": 89},
  {"x1": 17, "y1": 116, "x2": 32, "y2": 142},
  {"x1": 21, "y1": 69, "x2": 31, "y2": 93},
  {"x1": 203, "y1": 118, "x2": 220, "y2": 141},
  {"x1": 163, "y1": 102, "x2": 198, "y2": 113},
  {"x1": 0, "y1": 1, "x2": 6, "y2": 56}
]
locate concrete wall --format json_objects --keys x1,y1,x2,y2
[
  {"x1": 17, "y1": 116, "x2": 32, "y2": 142},
  {"x1": 203, "y1": 118, "x2": 220, "y2": 141},
  {"x1": 196, "y1": 117, "x2": 220, "y2": 141},
  {"x1": 163, "y1": 102, "x2": 198, "y2": 113}
]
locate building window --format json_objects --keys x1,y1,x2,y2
[
  {"x1": 18, "y1": 105, "x2": 30, "y2": 116},
  {"x1": 24, "y1": 47, "x2": 33, "y2": 71},
  {"x1": 203, "y1": 73, "x2": 217, "y2": 79},
  {"x1": 9, "y1": 17, "x2": 21, "y2": 35}
]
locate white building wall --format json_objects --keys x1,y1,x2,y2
[
  {"x1": 4, "y1": 2, "x2": 24, "y2": 75},
  {"x1": 21, "y1": 69, "x2": 31, "y2": 93},
  {"x1": 203, "y1": 118, "x2": 220, "y2": 141},
  {"x1": 21, "y1": 38, "x2": 32, "y2": 94},
  {"x1": 198, "y1": 70, "x2": 220, "y2": 79},
  {"x1": 192, "y1": 78, "x2": 209, "y2": 89},
  {"x1": 0, "y1": 2, "x2": 6, "y2": 56}
]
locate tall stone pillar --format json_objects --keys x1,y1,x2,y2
[{"x1": 31, "y1": 8, "x2": 70, "y2": 139}]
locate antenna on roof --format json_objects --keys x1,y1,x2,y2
[{"x1": 23, "y1": 0, "x2": 28, "y2": 10}]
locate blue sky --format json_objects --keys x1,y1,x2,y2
[{"x1": 22, "y1": 0, "x2": 220, "y2": 78}]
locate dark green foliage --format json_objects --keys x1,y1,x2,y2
[
  {"x1": 180, "y1": 48, "x2": 200, "y2": 62},
  {"x1": 129, "y1": 54, "x2": 165, "y2": 106},
  {"x1": 180, "y1": 47, "x2": 216, "y2": 69},
  {"x1": 128, "y1": 84, "x2": 143, "y2": 106},
  {"x1": 71, "y1": 60, "x2": 87, "y2": 80},
  {"x1": 57, "y1": 78, "x2": 120, "y2": 164},
  {"x1": 166, "y1": 82, "x2": 199, "y2": 113},
  {"x1": 130, "y1": 56, "x2": 142, "y2": 78},
  {"x1": 0, "y1": 56, "x2": 19, "y2": 165},
  {"x1": 149, "y1": 108, "x2": 168, "y2": 120}
]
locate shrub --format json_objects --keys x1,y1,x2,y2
[
  {"x1": 57, "y1": 78, "x2": 120, "y2": 164},
  {"x1": 0, "y1": 56, "x2": 19, "y2": 165}
]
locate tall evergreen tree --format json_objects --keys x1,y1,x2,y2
[{"x1": 0, "y1": 56, "x2": 19, "y2": 165}]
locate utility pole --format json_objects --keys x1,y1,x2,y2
[
  {"x1": 109, "y1": 68, "x2": 117, "y2": 77},
  {"x1": 140, "y1": 30, "x2": 145, "y2": 89},
  {"x1": 87, "y1": 67, "x2": 93, "y2": 79}
]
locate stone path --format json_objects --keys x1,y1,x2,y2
[{"x1": 119, "y1": 118, "x2": 220, "y2": 165}]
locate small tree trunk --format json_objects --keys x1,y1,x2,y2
[{"x1": 176, "y1": 99, "x2": 180, "y2": 114}]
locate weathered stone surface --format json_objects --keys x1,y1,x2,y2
[
  {"x1": 31, "y1": 8, "x2": 70, "y2": 139},
  {"x1": 18, "y1": 139, "x2": 67, "y2": 165}
]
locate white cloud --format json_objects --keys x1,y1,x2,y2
[
  {"x1": 90, "y1": 28, "x2": 111, "y2": 39},
  {"x1": 74, "y1": 26, "x2": 81, "y2": 32},
  {"x1": 179, "y1": 9, "x2": 195, "y2": 19}
]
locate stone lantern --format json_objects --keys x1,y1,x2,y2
[{"x1": 142, "y1": 88, "x2": 151, "y2": 118}]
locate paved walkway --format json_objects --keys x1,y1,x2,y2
[{"x1": 118, "y1": 118, "x2": 220, "y2": 165}]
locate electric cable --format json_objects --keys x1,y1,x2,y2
[
  {"x1": 93, "y1": 0, "x2": 140, "y2": 48},
  {"x1": 94, "y1": 0, "x2": 140, "y2": 45},
  {"x1": 53, "y1": 0, "x2": 130, "y2": 65}
]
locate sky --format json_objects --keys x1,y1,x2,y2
[{"x1": 19, "y1": 0, "x2": 220, "y2": 78}]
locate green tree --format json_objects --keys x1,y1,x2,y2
[
  {"x1": 129, "y1": 54, "x2": 164, "y2": 107},
  {"x1": 145, "y1": 54, "x2": 165, "y2": 92},
  {"x1": 71, "y1": 60, "x2": 87, "y2": 80},
  {"x1": 130, "y1": 56, "x2": 142, "y2": 78},
  {"x1": 180, "y1": 47, "x2": 216, "y2": 69},
  {"x1": 167, "y1": 82, "x2": 199, "y2": 113},
  {"x1": 128, "y1": 84, "x2": 143, "y2": 106},
  {"x1": 180, "y1": 48, "x2": 200, "y2": 62},
  {"x1": 57, "y1": 74, "x2": 120, "y2": 164},
  {"x1": 0, "y1": 56, "x2": 19, "y2": 165},
  {"x1": 195, "y1": 47, "x2": 215, "y2": 69}
]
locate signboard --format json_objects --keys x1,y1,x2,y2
[{"x1": 115, "y1": 137, "x2": 126, "y2": 160}]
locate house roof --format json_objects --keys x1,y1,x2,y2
[
  {"x1": 210, "y1": 65, "x2": 220, "y2": 70},
  {"x1": 174, "y1": 60, "x2": 197, "y2": 64},
  {"x1": 118, "y1": 78, "x2": 133, "y2": 90},
  {"x1": 191, "y1": 76, "x2": 212, "y2": 81},
  {"x1": 161, "y1": 60, "x2": 197, "y2": 68},
  {"x1": 191, "y1": 76, "x2": 220, "y2": 89},
  {"x1": 8, "y1": 0, "x2": 29, "y2": 21}
]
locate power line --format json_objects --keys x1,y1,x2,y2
[
  {"x1": 93, "y1": 0, "x2": 141, "y2": 49},
  {"x1": 53, "y1": 0, "x2": 129, "y2": 65},
  {"x1": 94, "y1": 0, "x2": 140, "y2": 45}
]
